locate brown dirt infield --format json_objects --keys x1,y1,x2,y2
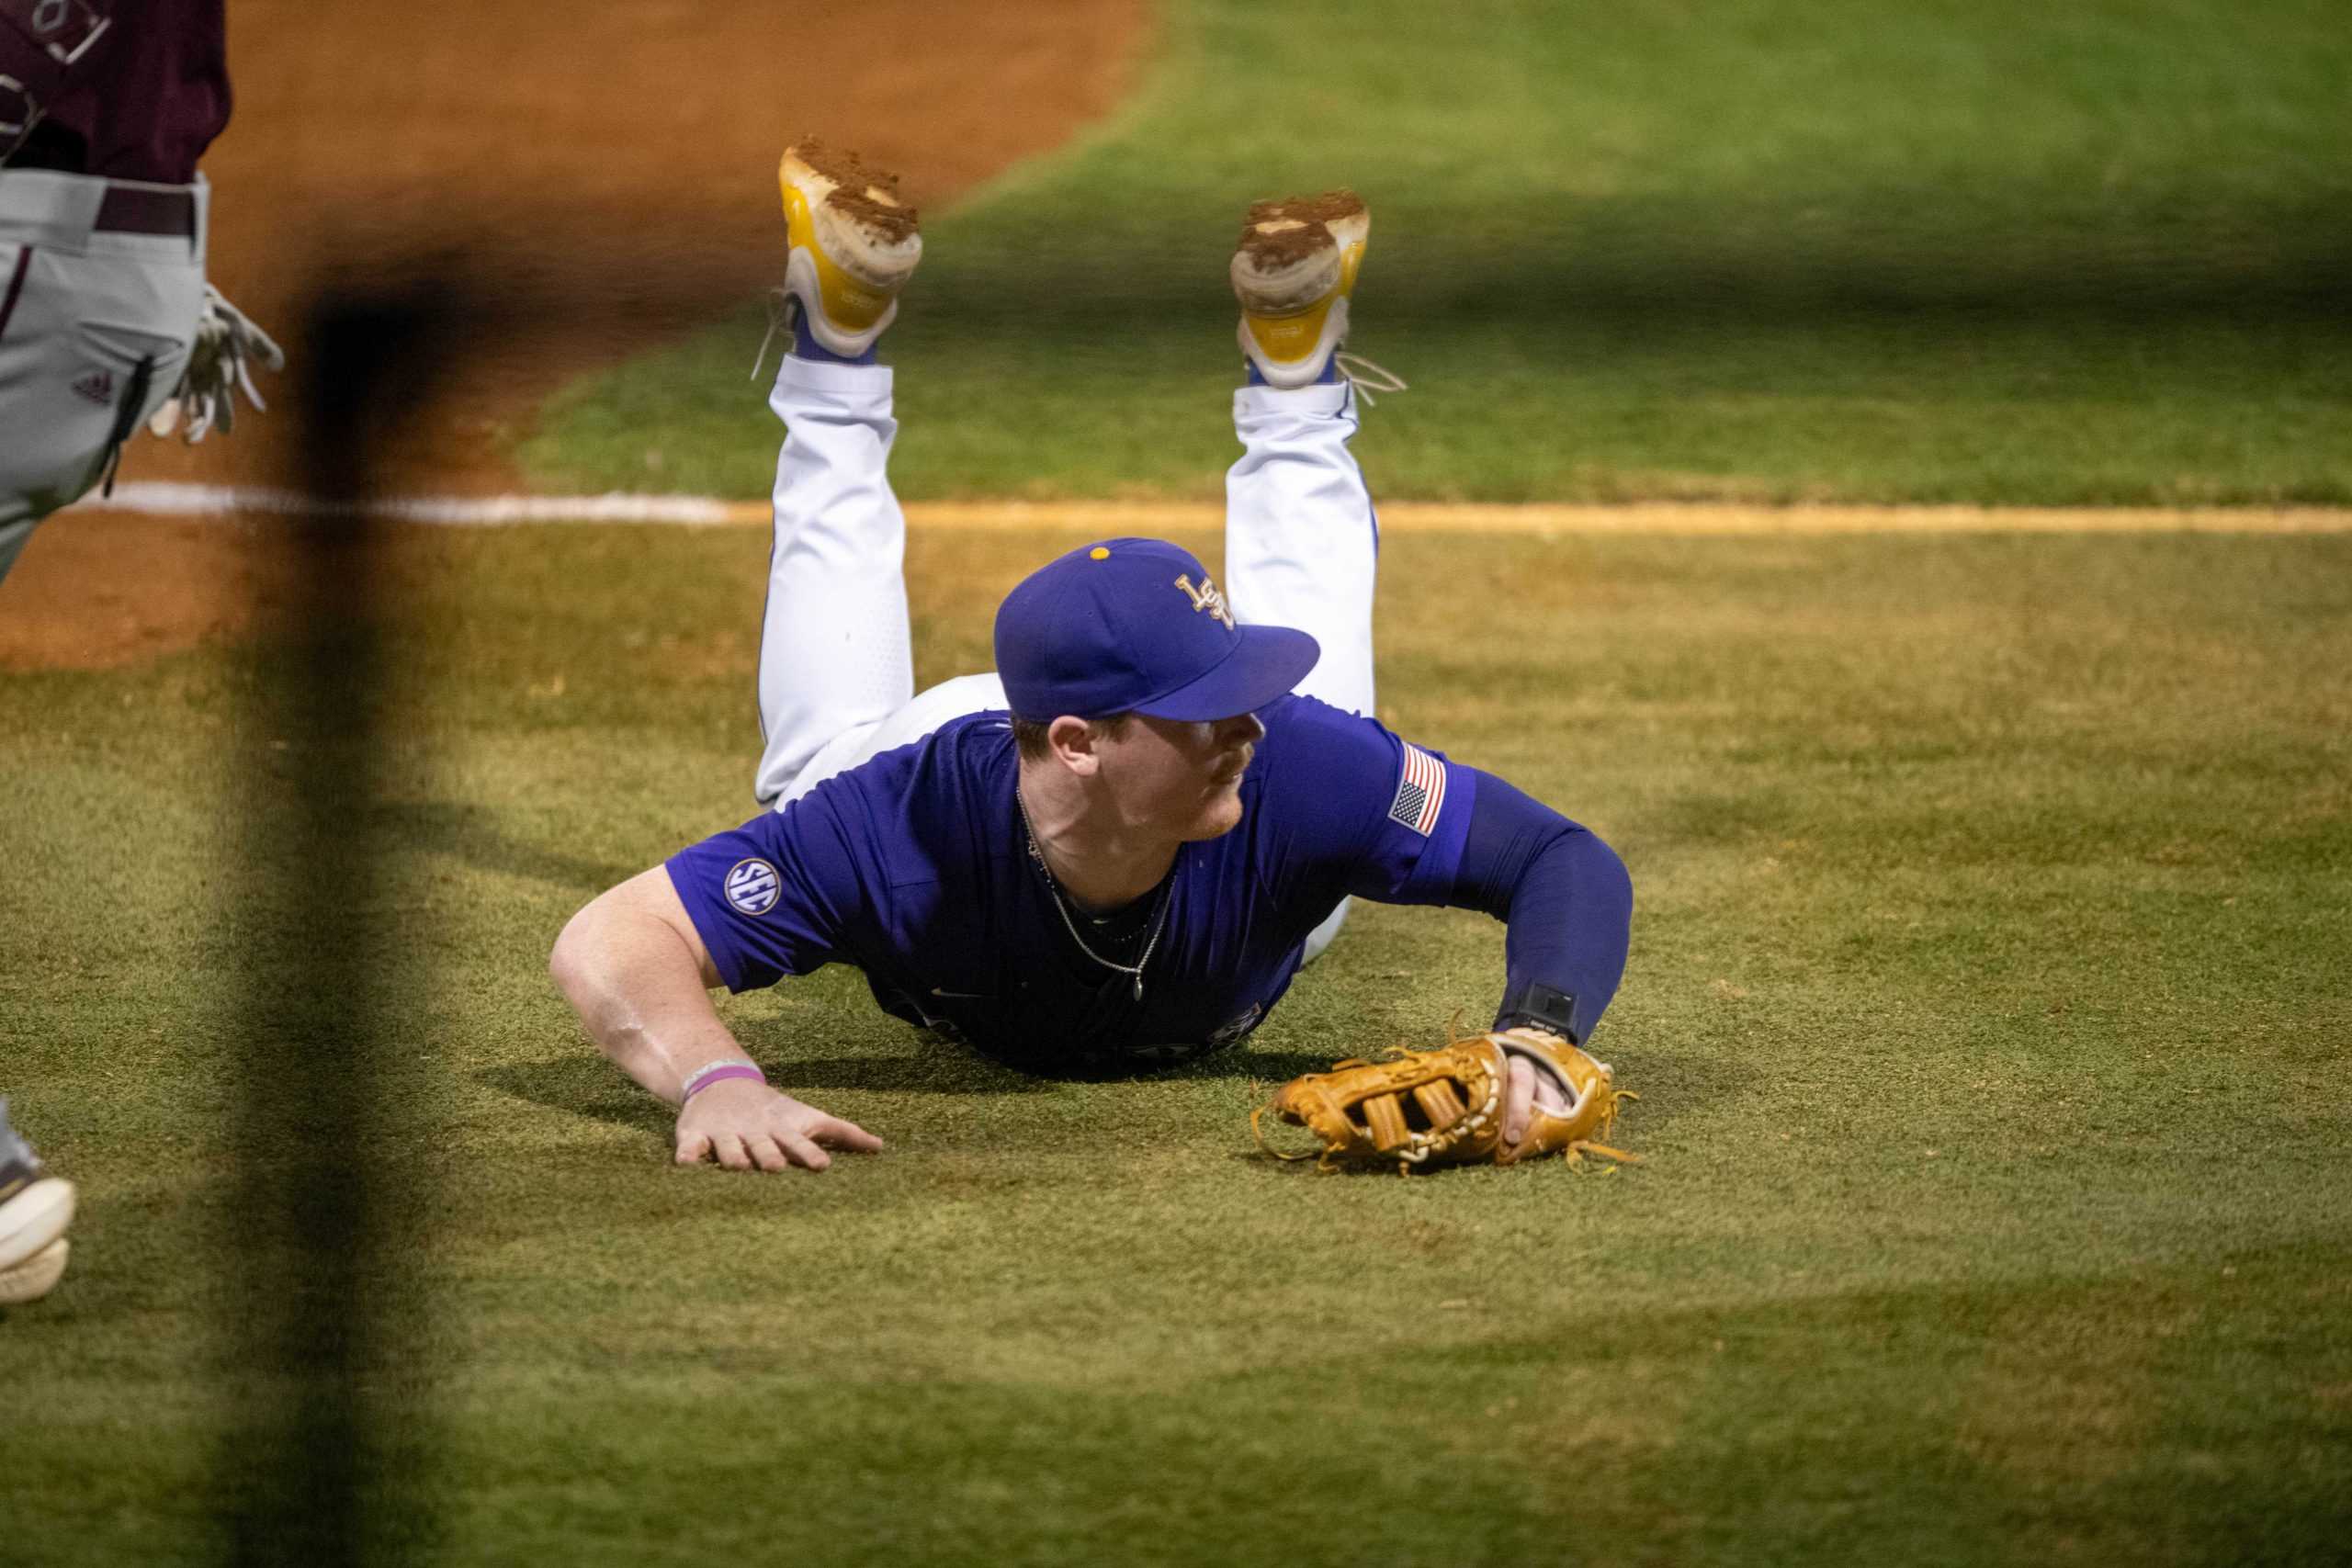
[{"x1": 0, "y1": 0, "x2": 1148, "y2": 670}]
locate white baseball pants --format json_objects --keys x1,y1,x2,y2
[{"x1": 751, "y1": 356, "x2": 1383, "y2": 955}]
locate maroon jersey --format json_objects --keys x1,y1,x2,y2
[{"x1": 3, "y1": 0, "x2": 230, "y2": 185}]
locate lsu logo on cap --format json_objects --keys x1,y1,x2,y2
[
  {"x1": 1173, "y1": 571, "x2": 1236, "y2": 630},
  {"x1": 725, "y1": 857, "x2": 781, "y2": 916}
]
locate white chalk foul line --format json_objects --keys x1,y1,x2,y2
[
  {"x1": 85, "y1": 482, "x2": 748, "y2": 525},
  {"x1": 75, "y1": 481, "x2": 2352, "y2": 534}
]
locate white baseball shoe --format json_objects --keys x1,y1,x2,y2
[
  {"x1": 0, "y1": 1238, "x2": 69, "y2": 1306},
  {"x1": 0, "y1": 1099, "x2": 74, "y2": 1304}
]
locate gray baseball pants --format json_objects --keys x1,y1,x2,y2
[{"x1": 0, "y1": 170, "x2": 209, "y2": 586}]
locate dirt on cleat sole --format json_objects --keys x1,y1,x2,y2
[
  {"x1": 1232, "y1": 189, "x2": 1369, "y2": 321},
  {"x1": 1236, "y1": 188, "x2": 1366, "y2": 271},
  {"x1": 785, "y1": 137, "x2": 921, "y2": 244}
]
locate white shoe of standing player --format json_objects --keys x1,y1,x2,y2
[{"x1": 0, "y1": 1099, "x2": 75, "y2": 1306}]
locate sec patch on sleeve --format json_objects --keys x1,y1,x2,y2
[
  {"x1": 725, "y1": 858, "x2": 782, "y2": 916},
  {"x1": 1388, "y1": 741, "x2": 1446, "y2": 837}
]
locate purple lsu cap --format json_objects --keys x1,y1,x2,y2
[{"x1": 993, "y1": 538, "x2": 1320, "y2": 722}]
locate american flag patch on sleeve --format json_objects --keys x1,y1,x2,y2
[{"x1": 1387, "y1": 741, "x2": 1447, "y2": 837}]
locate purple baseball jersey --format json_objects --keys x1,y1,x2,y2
[{"x1": 666, "y1": 694, "x2": 1476, "y2": 1068}]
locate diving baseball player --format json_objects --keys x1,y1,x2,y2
[
  {"x1": 549, "y1": 141, "x2": 1634, "y2": 1172},
  {"x1": 0, "y1": 0, "x2": 279, "y2": 588}
]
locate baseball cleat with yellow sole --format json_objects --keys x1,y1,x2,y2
[
  {"x1": 778, "y1": 138, "x2": 923, "y2": 359},
  {"x1": 1231, "y1": 189, "x2": 1371, "y2": 389}
]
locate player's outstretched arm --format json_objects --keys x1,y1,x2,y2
[
  {"x1": 1445, "y1": 774, "x2": 1634, "y2": 1157},
  {"x1": 548, "y1": 868, "x2": 884, "y2": 1172}
]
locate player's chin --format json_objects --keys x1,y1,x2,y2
[{"x1": 1181, "y1": 783, "x2": 1248, "y2": 841}]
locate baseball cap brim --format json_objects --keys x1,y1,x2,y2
[{"x1": 1127, "y1": 624, "x2": 1321, "y2": 721}]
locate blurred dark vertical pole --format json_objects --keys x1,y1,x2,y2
[{"x1": 220, "y1": 291, "x2": 452, "y2": 1567}]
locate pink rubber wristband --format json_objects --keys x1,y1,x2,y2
[{"x1": 680, "y1": 1062, "x2": 766, "y2": 1102}]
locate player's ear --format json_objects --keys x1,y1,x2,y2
[{"x1": 1046, "y1": 715, "x2": 1102, "y2": 776}]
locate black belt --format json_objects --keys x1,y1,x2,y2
[{"x1": 93, "y1": 184, "x2": 196, "y2": 239}]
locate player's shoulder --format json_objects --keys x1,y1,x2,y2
[
  {"x1": 1245, "y1": 694, "x2": 1418, "y2": 824},
  {"x1": 812, "y1": 708, "x2": 1015, "y2": 799},
  {"x1": 794, "y1": 707, "x2": 1017, "y2": 874},
  {"x1": 1258, "y1": 692, "x2": 1404, "y2": 765},
  {"x1": 899, "y1": 708, "x2": 1018, "y2": 803},
  {"x1": 1261, "y1": 691, "x2": 1349, "y2": 739},
  {"x1": 1258, "y1": 692, "x2": 1472, "y2": 817},
  {"x1": 933, "y1": 707, "x2": 1019, "y2": 754}
]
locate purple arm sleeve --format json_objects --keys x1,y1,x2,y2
[{"x1": 1446, "y1": 767, "x2": 1633, "y2": 1045}]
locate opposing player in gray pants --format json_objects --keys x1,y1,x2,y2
[{"x1": 0, "y1": 0, "x2": 277, "y2": 588}]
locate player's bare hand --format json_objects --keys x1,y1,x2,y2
[
  {"x1": 673, "y1": 1077, "x2": 884, "y2": 1172},
  {"x1": 1502, "y1": 1052, "x2": 1570, "y2": 1155}
]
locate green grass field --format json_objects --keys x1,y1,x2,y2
[
  {"x1": 6, "y1": 521, "x2": 2348, "y2": 1563},
  {"x1": 524, "y1": 0, "x2": 2352, "y2": 505},
  {"x1": 11, "y1": 0, "x2": 2352, "y2": 1559}
]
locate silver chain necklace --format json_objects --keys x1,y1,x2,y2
[{"x1": 1014, "y1": 787, "x2": 1173, "y2": 1003}]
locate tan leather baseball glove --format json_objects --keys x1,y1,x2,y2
[{"x1": 1252, "y1": 1025, "x2": 1639, "y2": 1174}]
